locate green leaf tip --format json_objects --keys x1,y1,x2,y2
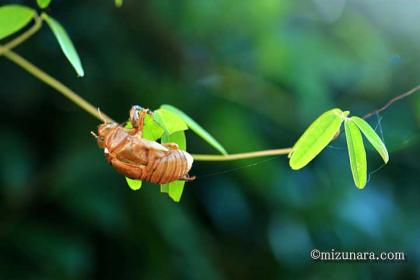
[
  {"x1": 289, "y1": 108, "x2": 346, "y2": 170},
  {"x1": 160, "y1": 184, "x2": 169, "y2": 193},
  {"x1": 42, "y1": 13, "x2": 85, "y2": 77},
  {"x1": 351, "y1": 116, "x2": 389, "y2": 164},
  {"x1": 126, "y1": 177, "x2": 142, "y2": 190},
  {"x1": 0, "y1": 5, "x2": 35, "y2": 40},
  {"x1": 115, "y1": 0, "x2": 123, "y2": 7},
  {"x1": 160, "y1": 104, "x2": 227, "y2": 155},
  {"x1": 37, "y1": 0, "x2": 52, "y2": 9},
  {"x1": 344, "y1": 119, "x2": 367, "y2": 189},
  {"x1": 161, "y1": 180, "x2": 185, "y2": 202}
]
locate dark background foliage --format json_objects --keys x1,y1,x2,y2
[{"x1": 1, "y1": 0, "x2": 419, "y2": 279}]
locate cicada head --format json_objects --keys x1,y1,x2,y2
[
  {"x1": 129, "y1": 105, "x2": 143, "y2": 125},
  {"x1": 97, "y1": 122, "x2": 118, "y2": 148}
]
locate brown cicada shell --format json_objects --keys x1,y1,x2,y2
[{"x1": 93, "y1": 106, "x2": 195, "y2": 184}]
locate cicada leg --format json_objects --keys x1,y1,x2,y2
[
  {"x1": 162, "y1": 142, "x2": 179, "y2": 150},
  {"x1": 129, "y1": 106, "x2": 153, "y2": 136},
  {"x1": 106, "y1": 148, "x2": 147, "y2": 180},
  {"x1": 181, "y1": 174, "x2": 196, "y2": 181}
]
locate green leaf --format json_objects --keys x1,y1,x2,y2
[
  {"x1": 125, "y1": 177, "x2": 142, "y2": 190},
  {"x1": 36, "y1": 0, "x2": 52, "y2": 9},
  {"x1": 124, "y1": 121, "x2": 133, "y2": 129},
  {"x1": 161, "y1": 180, "x2": 185, "y2": 202},
  {"x1": 161, "y1": 131, "x2": 186, "y2": 150},
  {"x1": 154, "y1": 108, "x2": 188, "y2": 135},
  {"x1": 289, "y1": 108, "x2": 348, "y2": 170},
  {"x1": 0, "y1": 5, "x2": 35, "y2": 40},
  {"x1": 115, "y1": 0, "x2": 123, "y2": 7},
  {"x1": 160, "y1": 131, "x2": 187, "y2": 200},
  {"x1": 42, "y1": 13, "x2": 84, "y2": 77},
  {"x1": 344, "y1": 119, "x2": 367, "y2": 189},
  {"x1": 161, "y1": 104, "x2": 227, "y2": 155},
  {"x1": 160, "y1": 184, "x2": 169, "y2": 193},
  {"x1": 351, "y1": 116, "x2": 389, "y2": 163},
  {"x1": 125, "y1": 115, "x2": 164, "y2": 141},
  {"x1": 142, "y1": 114, "x2": 164, "y2": 141}
]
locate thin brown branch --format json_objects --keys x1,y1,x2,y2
[
  {"x1": 193, "y1": 84, "x2": 420, "y2": 161},
  {"x1": 363, "y1": 85, "x2": 420, "y2": 119}
]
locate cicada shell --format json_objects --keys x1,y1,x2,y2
[{"x1": 94, "y1": 106, "x2": 195, "y2": 184}]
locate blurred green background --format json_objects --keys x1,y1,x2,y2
[{"x1": 1, "y1": 0, "x2": 420, "y2": 279}]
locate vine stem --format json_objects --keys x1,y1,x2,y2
[
  {"x1": 0, "y1": 16, "x2": 42, "y2": 55},
  {"x1": 0, "y1": 15, "x2": 113, "y2": 123},
  {"x1": 191, "y1": 85, "x2": 420, "y2": 161},
  {"x1": 2, "y1": 49, "x2": 114, "y2": 123},
  {"x1": 362, "y1": 84, "x2": 420, "y2": 119},
  {"x1": 0, "y1": 17, "x2": 419, "y2": 162},
  {"x1": 192, "y1": 148, "x2": 293, "y2": 161}
]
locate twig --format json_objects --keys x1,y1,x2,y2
[
  {"x1": 192, "y1": 148, "x2": 292, "y2": 161},
  {"x1": 1, "y1": 49, "x2": 114, "y2": 123},
  {"x1": 192, "y1": 85, "x2": 420, "y2": 161},
  {"x1": 0, "y1": 16, "x2": 418, "y2": 161},
  {"x1": 363, "y1": 85, "x2": 420, "y2": 119},
  {"x1": 0, "y1": 13, "x2": 113, "y2": 123}
]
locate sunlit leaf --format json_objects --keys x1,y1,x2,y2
[
  {"x1": 289, "y1": 108, "x2": 348, "y2": 170},
  {"x1": 160, "y1": 131, "x2": 187, "y2": 200},
  {"x1": 161, "y1": 131, "x2": 186, "y2": 150},
  {"x1": 143, "y1": 114, "x2": 164, "y2": 141},
  {"x1": 344, "y1": 119, "x2": 367, "y2": 189},
  {"x1": 115, "y1": 0, "x2": 123, "y2": 7},
  {"x1": 154, "y1": 108, "x2": 188, "y2": 135},
  {"x1": 0, "y1": 5, "x2": 35, "y2": 40},
  {"x1": 124, "y1": 121, "x2": 133, "y2": 129},
  {"x1": 160, "y1": 184, "x2": 169, "y2": 193},
  {"x1": 161, "y1": 180, "x2": 185, "y2": 202},
  {"x1": 42, "y1": 13, "x2": 84, "y2": 77},
  {"x1": 124, "y1": 115, "x2": 164, "y2": 141},
  {"x1": 161, "y1": 104, "x2": 227, "y2": 155},
  {"x1": 125, "y1": 177, "x2": 142, "y2": 190},
  {"x1": 351, "y1": 116, "x2": 389, "y2": 163},
  {"x1": 36, "y1": 0, "x2": 52, "y2": 9}
]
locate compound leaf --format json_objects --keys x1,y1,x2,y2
[
  {"x1": 351, "y1": 116, "x2": 389, "y2": 164},
  {"x1": 345, "y1": 119, "x2": 367, "y2": 189},
  {"x1": 0, "y1": 5, "x2": 35, "y2": 40},
  {"x1": 42, "y1": 13, "x2": 84, "y2": 77},
  {"x1": 161, "y1": 104, "x2": 227, "y2": 155},
  {"x1": 289, "y1": 108, "x2": 348, "y2": 170}
]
